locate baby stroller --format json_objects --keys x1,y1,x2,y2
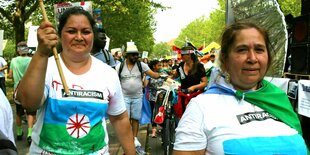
[{"x1": 154, "y1": 78, "x2": 179, "y2": 155}]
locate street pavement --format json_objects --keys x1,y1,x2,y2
[{"x1": 11, "y1": 101, "x2": 164, "y2": 155}]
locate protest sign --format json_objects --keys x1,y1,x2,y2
[
  {"x1": 54, "y1": 1, "x2": 92, "y2": 27},
  {"x1": 142, "y1": 51, "x2": 148, "y2": 58},
  {"x1": 27, "y1": 26, "x2": 39, "y2": 52},
  {"x1": 298, "y1": 80, "x2": 310, "y2": 117}
]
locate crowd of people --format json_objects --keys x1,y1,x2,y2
[{"x1": 0, "y1": 6, "x2": 308, "y2": 155}]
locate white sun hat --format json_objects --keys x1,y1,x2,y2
[{"x1": 126, "y1": 41, "x2": 139, "y2": 54}]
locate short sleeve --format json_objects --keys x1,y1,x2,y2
[
  {"x1": 2, "y1": 58, "x2": 7, "y2": 66},
  {"x1": 141, "y1": 62, "x2": 150, "y2": 73},
  {"x1": 174, "y1": 99, "x2": 207, "y2": 151},
  {"x1": 145, "y1": 75, "x2": 151, "y2": 81},
  {"x1": 107, "y1": 69, "x2": 126, "y2": 116}
]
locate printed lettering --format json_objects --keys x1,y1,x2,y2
[
  {"x1": 237, "y1": 111, "x2": 278, "y2": 125},
  {"x1": 302, "y1": 84, "x2": 310, "y2": 93},
  {"x1": 62, "y1": 89, "x2": 104, "y2": 100}
]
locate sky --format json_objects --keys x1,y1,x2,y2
[{"x1": 153, "y1": 0, "x2": 219, "y2": 43}]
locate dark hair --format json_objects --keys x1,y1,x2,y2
[
  {"x1": 57, "y1": 7, "x2": 96, "y2": 36},
  {"x1": 220, "y1": 20, "x2": 272, "y2": 72},
  {"x1": 188, "y1": 53, "x2": 200, "y2": 76},
  {"x1": 149, "y1": 60, "x2": 160, "y2": 70}
]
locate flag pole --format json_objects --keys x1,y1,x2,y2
[{"x1": 39, "y1": 0, "x2": 70, "y2": 96}]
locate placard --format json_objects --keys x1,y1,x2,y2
[
  {"x1": 54, "y1": 1, "x2": 92, "y2": 27},
  {"x1": 298, "y1": 80, "x2": 310, "y2": 117},
  {"x1": 142, "y1": 51, "x2": 148, "y2": 58},
  {"x1": 27, "y1": 26, "x2": 39, "y2": 52}
]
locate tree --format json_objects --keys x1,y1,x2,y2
[
  {"x1": 102, "y1": 0, "x2": 156, "y2": 52},
  {"x1": 151, "y1": 41, "x2": 171, "y2": 59},
  {"x1": 278, "y1": 0, "x2": 301, "y2": 17},
  {"x1": 0, "y1": 0, "x2": 39, "y2": 45},
  {"x1": 0, "y1": 0, "x2": 163, "y2": 58},
  {"x1": 174, "y1": 0, "x2": 225, "y2": 49}
]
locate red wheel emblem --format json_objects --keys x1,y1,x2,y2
[{"x1": 66, "y1": 113, "x2": 90, "y2": 138}]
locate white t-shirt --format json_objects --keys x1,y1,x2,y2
[
  {"x1": 0, "y1": 89, "x2": 14, "y2": 145},
  {"x1": 0, "y1": 57, "x2": 7, "y2": 77},
  {"x1": 30, "y1": 55, "x2": 126, "y2": 155},
  {"x1": 174, "y1": 80, "x2": 307, "y2": 155},
  {"x1": 116, "y1": 61, "x2": 150, "y2": 97}
]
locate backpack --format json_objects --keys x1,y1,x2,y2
[
  {"x1": 118, "y1": 61, "x2": 143, "y2": 80},
  {"x1": 93, "y1": 49, "x2": 111, "y2": 65},
  {"x1": 0, "y1": 130, "x2": 17, "y2": 155}
]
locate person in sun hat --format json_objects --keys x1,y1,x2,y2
[
  {"x1": 8, "y1": 41, "x2": 36, "y2": 146},
  {"x1": 116, "y1": 41, "x2": 163, "y2": 155}
]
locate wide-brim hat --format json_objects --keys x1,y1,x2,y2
[{"x1": 126, "y1": 44, "x2": 139, "y2": 54}]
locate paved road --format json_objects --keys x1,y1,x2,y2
[{"x1": 11, "y1": 101, "x2": 164, "y2": 155}]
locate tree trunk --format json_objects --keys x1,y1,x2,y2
[{"x1": 13, "y1": 15, "x2": 25, "y2": 55}]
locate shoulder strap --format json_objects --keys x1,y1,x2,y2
[
  {"x1": 118, "y1": 61, "x2": 143, "y2": 80},
  {"x1": 137, "y1": 61, "x2": 143, "y2": 79},
  {"x1": 0, "y1": 130, "x2": 17, "y2": 155},
  {"x1": 102, "y1": 49, "x2": 110, "y2": 64},
  {"x1": 178, "y1": 63, "x2": 186, "y2": 80},
  {"x1": 118, "y1": 61, "x2": 125, "y2": 80}
]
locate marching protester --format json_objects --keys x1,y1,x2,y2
[
  {"x1": 171, "y1": 42, "x2": 208, "y2": 118},
  {"x1": 143, "y1": 59, "x2": 164, "y2": 138},
  {"x1": 16, "y1": 7, "x2": 135, "y2": 155},
  {"x1": 91, "y1": 28, "x2": 117, "y2": 68},
  {"x1": 173, "y1": 21, "x2": 308, "y2": 154},
  {"x1": 116, "y1": 42, "x2": 162, "y2": 154},
  {"x1": 8, "y1": 41, "x2": 36, "y2": 145},
  {"x1": 0, "y1": 55, "x2": 8, "y2": 95},
  {"x1": 0, "y1": 89, "x2": 17, "y2": 154}
]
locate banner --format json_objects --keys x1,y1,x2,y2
[
  {"x1": 54, "y1": 1, "x2": 92, "y2": 27},
  {"x1": 0, "y1": 30, "x2": 3, "y2": 56},
  {"x1": 298, "y1": 80, "x2": 310, "y2": 117}
]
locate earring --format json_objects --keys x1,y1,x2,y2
[{"x1": 224, "y1": 72, "x2": 230, "y2": 83}]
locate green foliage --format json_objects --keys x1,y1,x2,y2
[
  {"x1": 175, "y1": 8, "x2": 225, "y2": 49},
  {"x1": 166, "y1": 0, "x2": 300, "y2": 57},
  {"x1": 102, "y1": 0, "x2": 156, "y2": 52},
  {"x1": 150, "y1": 42, "x2": 171, "y2": 59},
  {"x1": 0, "y1": 17, "x2": 14, "y2": 40},
  {"x1": 2, "y1": 39, "x2": 17, "y2": 62},
  {"x1": 0, "y1": 0, "x2": 303, "y2": 61},
  {"x1": 0, "y1": 0, "x2": 160, "y2": 61},
  {"x1": 278, "y1": 0, "x2": 301, "y2": 17}
]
